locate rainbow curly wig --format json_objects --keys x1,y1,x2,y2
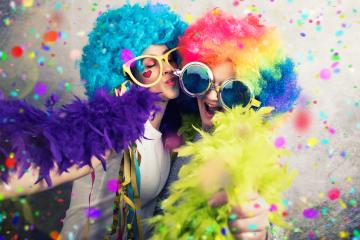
[
  {"x1": 80, "y1": 3, "x2": 187, "y2": 98},
  {"x1": 178, "y1": 9, "x2": 300, "y2": 113}
]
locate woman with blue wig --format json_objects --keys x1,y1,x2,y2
[
  {"x1": 0, "y1": 3, "x2": 186, "y2": 239},
  {"x1": 61, "y1": 3, "x2": 188, "y2": 239}
]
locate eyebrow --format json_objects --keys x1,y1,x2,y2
[
  {"x1": 143, "y1": 48, "x2": 168, "y2": 57},
  {"x1": 161, "y1": 48, "x2": 169, "y2": 54}
]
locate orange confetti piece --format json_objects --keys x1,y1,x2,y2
[{"x1": 43, "y1": 31, "x2": 58, "y2": 43}]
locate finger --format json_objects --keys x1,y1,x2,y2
[
  {"x1": 228, "y1": 212, "x2": 269, "y2": 233},
  {"x1": 231, "y1": 199, "x2": 269, "y2": 218},
  {"x1": 233, "y1": 230, "x2": 267, "y2": 240},
  {"x1": 208, "y1": 191, "x2": 228, "y2": 207}
]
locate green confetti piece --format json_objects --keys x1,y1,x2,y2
[
  {"x1": 65, "y1": 82, "x2": 72, "y2": 92},
  {"x1": 35, "y1": 211, "x2": 40, "y2": 217},
  {"x1": 0, "y1": 51, "x2": 8, "y2": 61},
  {"x1": 349, "y1": 199, "x2": 357, "y2": 207},
  {"x1": 248, "y1": 224, "x2": 257, "y2": 231},
  {"x1": 332, "y1": 53, "x2": 340, "y2": 61},
  {"x1": 16, "y1": 187, "x2": 24, "y2": 193}
]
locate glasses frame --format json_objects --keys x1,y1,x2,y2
[
  {"x1": 176, "y1": 61, "x2": 261, "y2": 109},
  {"x1": 122, "y1": 47, "x2": 178, "y2": 88}
]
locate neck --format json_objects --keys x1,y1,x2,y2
[
  {"x1": 202, "y1": 124, "x2": 214, "y2": 133},
  {"x1": 150, "y1": 100, "x2": 168, "y2": 130}
]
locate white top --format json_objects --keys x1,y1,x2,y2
[{"x1": 60, "y1": 121, "x2": 171, "y2": 239}]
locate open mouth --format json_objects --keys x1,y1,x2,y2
[{"x1": 204, "y1": 102, "x2": 223, "y2": 116}]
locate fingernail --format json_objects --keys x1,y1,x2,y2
[
  {"x1": 230, "y1": 227, "x2": 241, "y2": 233},
  {"x1": 228, "y1": 213, "x2": 238, "y2": 222}
]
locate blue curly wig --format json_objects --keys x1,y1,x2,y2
[{"x1": 80, "y1": 3, "x2": 188, "y2": 98}]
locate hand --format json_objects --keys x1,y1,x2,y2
[{"x1": 209, "y1": 191, "x2": 270, "y2": 240}]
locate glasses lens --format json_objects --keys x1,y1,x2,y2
[
  {"x1": 181, "y1": 64, "x2": 211, "y2": 95},
  {"x1": 221, "y1": 80, "x2": 251, "y2": 108},
  {"x1": 129, "y1": 57, "x2": 160, "y2": 85},
  {"x1": 167, "y1": 49, "x2": 181, "y2": 68}
]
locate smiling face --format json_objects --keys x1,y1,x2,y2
[
  {"x1": 135, "y1": 44, "x2": 180, "y2": 101},
  {"x1": 197, "y1": 60, "x2": 235, "y2": 129}
]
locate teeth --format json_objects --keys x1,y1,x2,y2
[{"x1": 205, "y1": 103, "x2": 222, "y2": 115}]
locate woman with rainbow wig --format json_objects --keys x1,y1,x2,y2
[
  {"x1": 157, "y1": 8, "x2": 300, "y2": 240},
  {"x1": 0, "y1": 3, "x2": 187, "y2": 240}
]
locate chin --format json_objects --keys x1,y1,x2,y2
[
  {"x1": 200, "y1": 114, "x2": 213, "y2": 129},
  {"x1": 161, "y1": 88, "x2": 179, "y2": 100},
  {"x1": 198, "y1": 99, "x2": 214, "y2": 129}
]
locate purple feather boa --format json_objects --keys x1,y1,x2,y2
[{"x1": 0, "y1": 87, "x2": 160, "y2": 186}]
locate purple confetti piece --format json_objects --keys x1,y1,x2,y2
[
  {"x1": 84, "y1": 207, "x2": 102, "y2": 219},
  {"x1": 303, "y1": 208, "x2": 320, "y2": 219}
]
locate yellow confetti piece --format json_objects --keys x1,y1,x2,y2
[
  {"x1": 23, "y1": 0, "x2": 34, "y2": 8},
  {"x1": 28, "y1": 51, "x2": 35, "y2": 59},
  {"x1": 346, "y1": 177, "x2": 352, "y2": 182},
  {"x1": 307, "y1": 137, "x2": 318, "y2": 147},
  {"x1": 339, "y1": 231, "x2": 349, "y2": 238},
  {"x1": 184, "y1": 13, "x2": 193, "y2": 24},
  {"x1": 338, "y1": 198, "x2": 347, "y2": 209},
  {"x1": 318, "y1": 192, "x2": 324, "y2": 199}
]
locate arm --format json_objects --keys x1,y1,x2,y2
[{"x1": 0, "y1": 150, "x2": 111, "y2": 199}]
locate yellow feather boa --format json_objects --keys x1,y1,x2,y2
[{"x1": 150, "y1": 106, "x2": 296, "y2": 239}]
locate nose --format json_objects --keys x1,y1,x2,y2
[
  {"x1": 162, "y1": 60, "x2": 174, "y2": 75},
  {"x1": 205, "y1": 88, "x2": 219, "y2": 102}
]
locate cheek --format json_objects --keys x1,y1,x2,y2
[{"x1": 197, "y1": 98, "x2": 204, "y2": 111}]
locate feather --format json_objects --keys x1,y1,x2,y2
[{"x1": 0, "y1": 87, "x2": 160, "y2": 185}]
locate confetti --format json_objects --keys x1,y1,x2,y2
[
  {"x1": 294, "y1": 109, "x2": 311, "y2": 132},
  {"x1": 49, "y1": 231, "x2": 60, "y2": 240},
  {"x1": 22, "y1": 0, "x2": 34, "y2": 8},
  {"x1": 248, "y1": 224, "x2": 257, "y2": 231},
  {"x1": 121, "y1": 49, "x2": 135, "y2": 64},
  {"x1": 84, "y1": 207, "x2": 101, "y2": 219},
  {"x1": 339, "y1": 231, "x2": 349, "y2": 238},
  {"x1": 0, "y1": 51, "x2": 8, "y2": 61},
  {"x1": 5, "y1": 153, "x2": 16, "y2": 168},
  {"x1": 43, "y1": 31, "x2": 59, "y2": 43},
  {"x1": 11, "y1": 46, "x2": 23, "y2": 58},
  {"x1": 320, "y1": 68, "x2": 331, "y2": 80},
  {"x1": 307, "y1": 137, "x2": 318, "y2": 147},
  {"x1": 184, "y1": 13, "x2": 193, "y2": 23},
  {"x1": 327, "y1": 188, "x2": 340, "y2": 200},
  {"x1": 303, "y1": 208, "x2": 320, "y2": 219},
  {"x1": 274, "y1": 136, "x2": 286, "y2": 148},
  {"x1": 269, "y1": 204, "x2": 277, "y2": 212},
  {"x1": 33, "y1": 82, "x2": 47, "y2": 95},
  {"x1": 65, "y1": 82, "x2": 72, "y2": 92},
  {"x1": 107, "y1": 179, "x2": 120, "y2": 193}
]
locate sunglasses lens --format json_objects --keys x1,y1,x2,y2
[
  {"x1": 221, "y1": 80, "x2": 251, "y2": 108},
  {"x1": 181, "y1": 64, "x2": 211, "y2": 95},
  {"x1": 129, "y1": 57, "x2": 160, "y2": 85},
  {"x1": 168, "y1": 50, "x2": 181, "y2": 68}
]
